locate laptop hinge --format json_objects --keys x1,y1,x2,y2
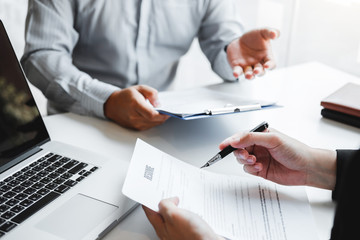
[{"x1": 0, "y1": 145, "x2": 44, "y2": 174}]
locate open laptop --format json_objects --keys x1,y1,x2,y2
[{"x1": 0, "y1": 20, "x2": 137, "y2": 239}]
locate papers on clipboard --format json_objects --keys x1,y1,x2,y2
[{"x1": 155, "y1": 88, "x2": 277, "y2": 120}]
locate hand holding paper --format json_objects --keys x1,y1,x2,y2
[
  {"x1": 143, "y1": 197, "x2": 222, "y2": 240},
  {"x1": 122, "y1": 139, "x2": 318, "y2": 240}
]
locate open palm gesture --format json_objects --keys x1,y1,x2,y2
[{"x1": 227, "y1": 28, "x2": 280, "y2": 79}]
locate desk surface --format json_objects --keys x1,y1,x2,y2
[{"x1": 43, "y1": 62, "x2": 360, "y2": 240}]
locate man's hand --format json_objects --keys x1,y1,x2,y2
[
  {"x1": 143, "y1": 197, "x2": 223, "y2": 240},
  {"x1": 227, "y1": 28, "x2": 280, "y2": 79},
  {"x1": 104, "y1": 85, "x2": 169, "y2": 131}
]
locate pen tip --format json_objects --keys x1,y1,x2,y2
[{"x1": 200, "y1": 163, "x2": 208, "y2": 169}]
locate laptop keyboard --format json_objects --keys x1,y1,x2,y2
[{"x1": 0, "y1": 152, "x2": 98, "y2": 237}]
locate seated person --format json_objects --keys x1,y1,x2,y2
[{"x1": 21, "y1": 0, "x2": 279, "y2": 130}]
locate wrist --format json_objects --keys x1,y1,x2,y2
[
  {"x1": 104, "y1": 90, "x2": 121, "y2": 120},
  {"x1": 306, "y1": 148, "x2": 337, "y2": 190}
]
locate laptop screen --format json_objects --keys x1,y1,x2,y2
[{"x1": 0, "y1": 21, "x2": 50, "y2": 173}]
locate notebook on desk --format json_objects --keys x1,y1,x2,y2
[
  {"x1": 0, "y1": 20, "x2": 137, "y2": 239},
  {"x1": 320, "y1": 82, "x2": 360, "y2": 128},
  {"x1": 156, "y1": 88, "x2": 277, "y2": 120}
]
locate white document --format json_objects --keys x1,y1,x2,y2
[
  {"x1": 122, "y1": 139, "x2": 318, "y2": 240},
  {"x1": 155, "y1": 88, "x2": 276, "y2": 120}
]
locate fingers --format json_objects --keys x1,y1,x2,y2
[
  {"x1": 135, "y1": 85, "x2": 160, "y2": 107},
  {"x1": 233, "y1": 144, "x2": 264, "y2": 176},
  {"x1": 261, "y1": 28, "x2": 278, "y2": 70},
  {"x1": 263, "y1": 60, "x2": 276, "y2": 70},
  {"x1": 135, "y1": 100, "x2": 169, "y2": 121},
  {"x1": 253, "y1": 63, "x2": 265, "y2": 76},
  {"x1": 110, "y1": 86, "x2": 169, "y2": 130},
  {"x1": 134, "y1": 85, "x2": 167, "y2": 119},
  {"x1": 143, "y1": 197, "x2": 180, "y2": 239},
  {"x1": 234, "y1": 148, "x2": 254, "y2": 164},
  {"x1": 220, "y1": 128, "x2": 276, "y2": 150},
  {"x1": 243, "y1": 162, "x2": 263, "y2": 174},
  {"x1": 219, "y1": 132, "x2": 241, "y2": 150},
  {"x1": 227, "y1": 28, "x2": 280, "y2": 79},
  {"x1": 244, "y1": 64, "x2": 265, "y2": 79},
  {"x1": 131, "y1": 85, "x2": 170, "y2": 127},
  {"x1": 244, "y1": 66, "x2": 254, "y2": 79},
  {"x1": 230, "y1": 148, "x2": 263, "y2": 177},
  {"x1": 260, "y1": 28, "x2": 280, "y2": 41},
  {"x1": 158, "y1": 197, "x2": 180, "y2": 223},
  {"x1": 142, "y1": 205, "x2": 167, "y2": 238},
  {"x1": 235, "y1": 132, "x2": 279, "y2": 149},
  {"x1": 232, "y1": 66, "x2": 243, "y2": 78},
  {"x1": 143, "y1": 205, "x2": 164, "y2": 226},
  {"x1": 233, "y1": 65, "x2": 264, "y2": 80}
]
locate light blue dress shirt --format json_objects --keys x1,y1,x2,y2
[{"x1": 21, "y1": 0, "x2": 243, "y2": 118}]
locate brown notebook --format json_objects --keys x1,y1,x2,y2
[{"x1": 321, "y1": 82, "x2": 360, "y2": 118}]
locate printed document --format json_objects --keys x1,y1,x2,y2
[{"x1": 122, "y1": 139, "x2": 318, "y2": 240}]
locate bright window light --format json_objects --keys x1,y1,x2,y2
[{"x1": 325, "y1": 0, "x2": 360, "y2": 6}]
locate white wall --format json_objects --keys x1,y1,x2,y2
[
  {"x1": 234, "y1": 0, "x2": 360, "y2": 77},
  {"x1": 288, "y1": 0, "x2": 360, "y2": 77},
  {"x1": 0, "y1": 0, "x2": 27, "y2": 59}
]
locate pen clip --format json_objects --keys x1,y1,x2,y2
[{"x1": 204, "y1": 104, "x2": 262, "y2": 115}]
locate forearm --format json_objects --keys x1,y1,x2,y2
[
  {"x1": 22, "y1": 53, "x2": 120, "y2": 118},
  {"x1": 212, "y1": 47, "x2": 237, "y2": 81},
  {"x1": 198, "y1": 0, "x2": 243, "y2": 81},
  {"x1": 22, "y1": 0, "x2": 120, "y2": 118},
  {"x1": 306, "y1": 148, "x2": 337, "y2": 190}
]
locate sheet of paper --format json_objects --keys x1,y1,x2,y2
[
  {"x1": 122, "y1": 139, "x2": 318, "y2": 240},
  {"x1": 155, "y1": 88, "x2": 275, "y2": 117}
]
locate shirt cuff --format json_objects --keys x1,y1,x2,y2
[
  {"x1": 81, "y1": 77, "x2": 121, "y2": 119},
  {"x1": 212, "y1": 46, "x2": 237, "y2": 81}
]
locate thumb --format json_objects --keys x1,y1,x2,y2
[
  {"x1": 135, "y1": 85, "x2": 160, "y2": 107},
  {"x1": 158, "y1": 197, "x2": 180, "y2": 222},
  {"x1": 159, "y1": 197, "x2": 180, "y2": 210},
  {"x1": 260, "y1": 28, "x2": 280, "y2": 41}
]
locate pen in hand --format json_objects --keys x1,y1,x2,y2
[{"x1": 200, "y1": 121, "x2": 269, "y2": 169}]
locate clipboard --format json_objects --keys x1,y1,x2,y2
[{"x1": 155, "y1": 88, "x2": 277, "y2": 120}]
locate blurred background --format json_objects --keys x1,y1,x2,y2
[{"x1": 1, "y1": 0, "x2": 360, "y2": 116}]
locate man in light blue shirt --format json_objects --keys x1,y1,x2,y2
[{"x1": 21, "y1": 0, "x2": 279, "y2": 130}]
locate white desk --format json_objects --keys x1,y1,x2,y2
[{"x1": 43, "y1": 62, "x2": 360, "y2": 240}]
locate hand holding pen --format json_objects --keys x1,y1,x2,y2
[{"x1": 200, "y1": 121, "x2": 269, "y2": 168}]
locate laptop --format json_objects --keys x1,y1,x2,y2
[{"x1": 0, "y1": 20, "x2": 137, "y2": 239}]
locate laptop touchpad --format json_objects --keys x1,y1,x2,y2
[{"x1": 36, "y1": 194, "x2": 117, "y2": 240}]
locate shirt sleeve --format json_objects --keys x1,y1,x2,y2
[
  {"x1": 21, "y1": 0, "x2": 120, "y2": 118},
  {"x1": 197, "y1": 0, "x2": 244, "y2": 81}
]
